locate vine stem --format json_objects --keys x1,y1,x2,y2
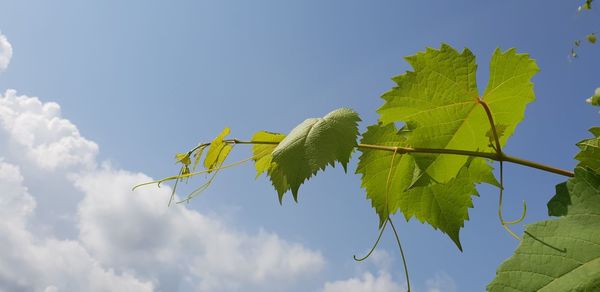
[
  {"x1": 355, "y1": 143, "x2": 573, "y2": 177},
  {"x1": 183, "y1": 139, "x2": 574, "y2": 178},
  {"x1": 214, "y1": 139, "x2": 574, "y2": 177}
]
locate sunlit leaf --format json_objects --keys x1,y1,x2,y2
[
  {"x1": 378, "y1": 44, "x2": 538, "y2": 184},
  {"x1": 270, "y1": 108, "x2": 360, "y2": 201},
  {"x1": 356, "y1": 123, "x2": 498, "y2": 249},
  {"x1": 204, "y1": 127, "x2": 233, "y2": 172},
  {"x1": 251, "y1": 131, "x2": 286, "y2": 178}
]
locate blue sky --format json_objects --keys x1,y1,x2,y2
[{"x1": 0, "y1": 1, "x2": 598, "y2": 291}]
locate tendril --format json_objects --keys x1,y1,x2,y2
[
  {"x1": 497, "y1": 161, "x2": 526, "y2": 240},
  {"x1": 132, "y1": 156, "x2": 254, "y2": 191},
  {"x1": 175, "y1": 169, "x2": 220, "y2": 204},
  {"x1": 168, "y1": 167, "x2": 184, "y2": 206},
  {"x1": 353, "y1": 147, "x2": 411, "y2": 291},
  {"x1": 133, "y1": 154, "x2": 255, "y2": 206},
  {"x1": 353, "y1": 220, "x2": 388, "y2": 262},
  {"x1": 384, "y1": 147, "x2": 399, "y2": 219},
  {"x1": 478, "y1": 99, "x2": 526, "y2": 241},
  {"x1": 388, "y1": 217, "x2": 411, "y2": 292}
]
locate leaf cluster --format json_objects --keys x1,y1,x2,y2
[{"x1": 138, "y1": 44, "x2": 600, "y2": 291}]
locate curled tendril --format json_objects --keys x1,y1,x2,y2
[
  {"x1": 478, "y1": 99, "x2": 527, "y2": 241},
  {"x1": 353, "y1": 220, "x2": 388, "y2": 261},
  {"x1": 353, "y1": 147, "x2": 399, "y2": 261},
  {"x1": 502, "y1": 200, "x2": 527, "y2": 225},
  {"x1": 352, "y1": 218, "x2": 411, "y2": 292},
  {"x1": 353, "y1": 147, "x2": 411, "y2": 291},
  {"x1": 498, "y1": 161, "x2": 527, "y2": 241}
]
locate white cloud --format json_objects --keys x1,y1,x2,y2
[
  {"x1": 426, "y1": 272, "x2": 456, "y2": 292},
  {"x1": 0, "y1": 89, "x2": 98, "y2": 171},
  {"x1": 0, "y1": 87, "x2": 325, "y2": 291},
  {"x1": 74, "y1": 167, "x2": 325, "y2": 291},
  {"x1": 0, "y1": 161, "x2": 154, "y2": 291},
  {"x1": 321, "y1": 249, "x2": 457, "y2": 292},
  {"x1": 0, "y1": 32, "x2": 11, "y2": 72},
  {"x1": 321, "y1": 250, "x2": 406, "y2": 292},
  {"x1": 322, "y1": 272, "x2": 405, "y2": 292}
]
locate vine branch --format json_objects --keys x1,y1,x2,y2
[{"x1": 218, "y1": 140, "x2": 574, "y2": 177}]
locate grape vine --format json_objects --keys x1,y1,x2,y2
[{"x1": 136, "y1": 44, "x2": 599, "y2": 291}]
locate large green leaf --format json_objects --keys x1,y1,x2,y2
[
  {"x1": 575, "y1": 127, "x2": 600, "y2": 174},
  {"x1": 356, "y1": 123, "x2": 498, "y2": 250},
  {"x1": 356, "y1": 123, "x2": 412, "y2": 224},
  {"x1": 269, "y1": 108, "x2": 360, "y2": 201},
  {"x1": 489, "y1": 167, "x2": 600, "y2": 291},
  {"x1": 378, "y1": 44, "x2": 538, "y2": 183}
]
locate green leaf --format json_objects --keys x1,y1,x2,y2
[
  {"x1": 483, "y1": 48, "x2": 538, "y2": 144},
  {"x1": 267, "y1": 163, "x2": 290, "y2": 203},
  {"x1": 204, "y1": 127, "x2": 233, "y2": 172},
  {"x1": 546, "y1": 182, "x2": 570, "y2": 217},
  {"x1": 378, "y1": 44, "x2": 538, "y2": 183},
  {"x1": 356, "y1": 123, "x2": 411, "y2": 225},
  {"x1": 588, "y1": 33, "x2": 598, "y2": 44},
  {"x1": 356, "y1": 123, "x2": 498, "y2": 250},
  {"x1": 251, "y1": 131, "x2": 286, "y2": 178},
  {"x1": 192, "y1": 146, "x2": 206, "y2": 172},
  {"x1": 489, "y1": 167, "x2": 600, "y2": 291},
  {"x1": 575, "y1": 127, "x2": 600, "y2": 174},
  {"x1": 270, "y1": 108, "x2": 360, "y2": 201},
  {"x1": 175, "y1": 153, "x2": 191, "y2": 166}
]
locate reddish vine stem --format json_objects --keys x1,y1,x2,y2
[
  {"x1": 356, "y1": 144, "x2": 573, "y2": 177},
  {"x1": 477, "y1": 98, "x2": 503, "y2": 154}
]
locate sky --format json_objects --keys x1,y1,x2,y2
[{"x1": 0, "y1": 1, "x2": 598, "y2": 291}]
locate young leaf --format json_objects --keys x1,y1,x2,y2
[
  {"x1": 578, "y1": 0, "x2": 593, "y2": 11},
  {"x1": 192, "y1": 146, "x2": 206, "y2": 172},
  {"x1": 587, "y1": 33, "x2": 598, "y2": 44},
  {"x1": 270, "y1": 108, "x2": 360, "y2": 201},
  {"x1": 488, "y1": 167, "x2": 600, "y2": 291},
  {"x1": 586, "y1": 88, "x2": 600, "y2": 106},
  {"x1": 204, "y1": 127, "x2": 233, "y2": 172},
  {"x1": 175, "y1": 153, "x2": 191, "y2": 166},
  {"x1": 251, "y1": 131, "x2": 286, "y2": 178},
  {"x1": 356, "y1": 123, "x2": 498, "y2": 250},
  {"x1": 378, "y1": 44, "x2": 538, "y2": 184}
]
